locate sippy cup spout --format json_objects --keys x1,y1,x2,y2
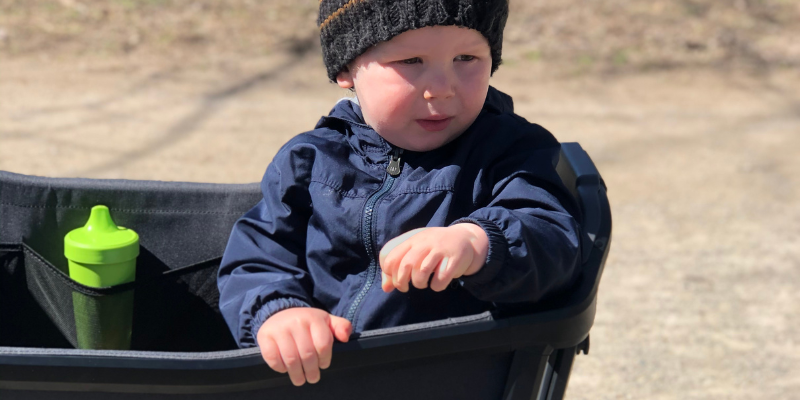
[{"x1": 85, "y1": 205, "x2": 120, "y2": 233}]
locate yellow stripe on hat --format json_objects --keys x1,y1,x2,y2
[{"x1": 320, "y1": 0, "x2": 367, "y2": 30}]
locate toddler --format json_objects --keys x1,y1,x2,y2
[{"x1": 218, "y1": 0, "x2": 582, "y2": 387}]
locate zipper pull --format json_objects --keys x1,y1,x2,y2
[{"x1": 386, "y1": 148, "x2": 403, "y2": 177}]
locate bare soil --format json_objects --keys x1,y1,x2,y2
[{"x1": 1, "y1": 1, "x2": 799, "y2": 399}]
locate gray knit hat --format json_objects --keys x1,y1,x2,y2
[{"x1": 319, "y1": 0, "x2": 509, "y2": 82}]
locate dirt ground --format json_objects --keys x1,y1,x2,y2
[{"x1": 2, "y1": 1, "x2": 800, "y2": 399}]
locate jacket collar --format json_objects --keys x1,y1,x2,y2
[{"x1": 314, "y1": 86, "x2": 514, "y2": 162}]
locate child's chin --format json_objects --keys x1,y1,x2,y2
[
  {"x1": 400, "y1": 136, "x2": 447, "y2": 152},
  {"x1": 381, "y1": 129, "x2": 463, "y2": 152},
  {"x1": 407, "y1": 137, "x2": 457, "y2": 152}
]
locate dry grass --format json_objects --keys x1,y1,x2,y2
[
  {"x1": 1, "y1": 0, "x2": 798, "y2": 74},
  {"x1": 0, "y1": 0, "x2": 320, "y2": 59},
  {"x1": 504, "y1": 0, "x2": 800, "y2": 72}
]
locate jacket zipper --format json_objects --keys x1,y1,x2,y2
[{"x1": 345, "y1": 148, "x2": 404, "y2": 325}]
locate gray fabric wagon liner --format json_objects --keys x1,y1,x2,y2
[{"x1": 0, "y1": 143, "x2": 611, "y2": 400}]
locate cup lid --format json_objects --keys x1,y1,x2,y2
[{"x1": 65, "y1": 205, "x2": 139, "y2": 264}]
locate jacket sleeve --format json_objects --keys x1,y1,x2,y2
[
  {"x1": 217, "y1": 144, "x2": 316, "y2": 348},
  {"x1": 453, "y1": 126, "x2": 582, "y2": 306}
]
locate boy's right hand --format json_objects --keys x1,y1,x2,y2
[{"x1": 256, "y1": 307, "x2": 352, "y2": 386}]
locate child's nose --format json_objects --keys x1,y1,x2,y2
[{"x1": 422, "y1": 67, "x2": 456, "y2": 101}]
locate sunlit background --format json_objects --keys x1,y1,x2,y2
[{"x1": 1, "y1": 1, "x2": 799, "y2": 398}]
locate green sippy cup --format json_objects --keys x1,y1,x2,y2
[{"x1": 64, "y1": 205, "x2": 139, "y2": 350}]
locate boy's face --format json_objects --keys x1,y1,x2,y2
[{"x1": 336, "y1": 26, "x2": 492, "y2": 152}]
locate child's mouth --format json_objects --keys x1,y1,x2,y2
[{"x1": 416, "y1": 117, "x2": 453, "y2": 132}]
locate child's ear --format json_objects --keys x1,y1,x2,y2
[{"x1": 336, "y1": 67, "x2": 354, "y2": 89}]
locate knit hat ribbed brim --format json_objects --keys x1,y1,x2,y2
[{"x1": 319, "y1": 0, "x2": 509, "y2": 82}]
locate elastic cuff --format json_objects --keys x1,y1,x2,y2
[
  {"x1": 450, "y1": 217, "x2": 508, "y2": 286},
  {"x1": 250, "y1": 297, "x2": 311, "y2": 344}
]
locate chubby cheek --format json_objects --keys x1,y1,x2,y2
[
  {"x1": 459, "y1": 67, "x2": 491, "y2": 117},
  {"x1": 463, "y1": 88, "x2": 487, "y2": 121},
  {"x1": 356, "y1": 68, "x2": 417, "y2": 129}
]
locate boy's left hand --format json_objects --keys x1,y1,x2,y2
[{"x1": 379, "y1": 224, "x2": 489, "y2": 293}]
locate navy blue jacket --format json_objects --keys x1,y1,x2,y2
[{"x1": 218, "y1": 87, "x2": 582, "y2": 348}]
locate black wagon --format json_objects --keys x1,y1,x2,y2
[{"x1": 0, "y1": 142, "x2": 611, "y2": 400}]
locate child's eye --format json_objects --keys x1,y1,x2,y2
[
  {"x1": 455, "y1": 55, "x2": 475, "y2": 62},
  {"x1": 399, "y1": 57, "x2": 422, "y2": 65}
]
